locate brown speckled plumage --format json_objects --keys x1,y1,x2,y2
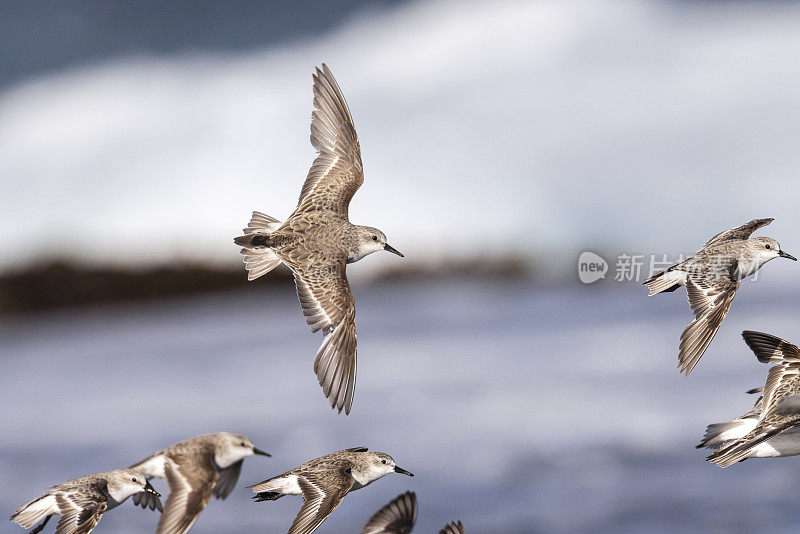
[
  {"x1": 11, "y1": 469, "x2": 161, "y2": 534},
  {"x1": 234, "y1": 64, "x2": 403, "y2": 415},
  {"x1": 643, "y1": 218, "x2": 795, "y2": 375},
  {"x1": 250, "y1": 447, "x2": 413, "y2": 534}
]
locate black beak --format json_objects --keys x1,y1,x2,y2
[
  {"x1": 779, "y1": 250, "x2": 797, "y2": 261},
  {"x1": 252, "y1": 447, "x2": 272, "y2": 457},
  {"x1": 394, "y1": 466, "x2": 414, "y2": 476},
  {"x1": 144, "y1": 480, "x2": 161, "y2": 497},
  {"x1": 384, "y1": 244, "x2": 404, "y2": 257}
]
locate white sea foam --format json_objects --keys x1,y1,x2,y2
[{"x1": 2, "y1": 0, "x2": 800, "y2": 274}]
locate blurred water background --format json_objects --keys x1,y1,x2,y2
[
  {"x1": 4, "y1": 278, "x2": 800, "y2": 533},
  {"x1": 3, "y1": 1, "x2": 800, "y2": 532}
]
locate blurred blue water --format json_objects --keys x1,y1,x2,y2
[{"x1": 3, "y1": 278, "x2": 800, "y2": 533}]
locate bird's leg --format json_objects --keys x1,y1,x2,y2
[{"x1": 30, "y1": 515, "x2": 51, "y2": 534}]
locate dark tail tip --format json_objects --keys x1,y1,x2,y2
[
  {"x1": 234, "y1": 234, "x2": 269, "y2": 247},
  {"x1": 253, "y1": 491, "x2": 282, "y2": 502}
]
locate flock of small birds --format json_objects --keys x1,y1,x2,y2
[
  {"x1": 11, "y1": 65, "x2": 462, "y2": 534},
  {"x1": 9, "y1": 62, "x2": 798, "y2": 534},
  {"x1": 644, "y1": 217, "x2": 800, "y2": 466},
  {"x1": 10, "y1": 434, "x2": 451, "y2": 534}
]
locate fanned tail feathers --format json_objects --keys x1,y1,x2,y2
[
  {"x1": 643, "y1": 269, "x2": 685, "y2": 296},
  {"x1": 235, "y1": 211, "x2": 284, "y2": 281},
  {"x1": 696, "y1": 417, "x2": 758, "y2": 450},
  {"x1": 10, "y1": 494, "x2": 56, "y2": 529}
]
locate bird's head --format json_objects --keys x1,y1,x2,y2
[
  {"x1": 350, "y1": 226, "x2": 403, "y2": 263},
  {"x1": 352, "y1": 452, "x2": 414, "y2": 486},
  {"x1": 108, "y1": 469, "x2": 161, "y2": 503},
  {"x1": 750, "y1": 237, "x2": 796, "y2": 264},
  {"x1": 214, "y1": 433, "x2": 271, "y2": 468}
]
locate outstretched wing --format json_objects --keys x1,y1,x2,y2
[
  {"x1": 297, "y1": 63, "x2": 364, "y2": 217},
  {"x1": 703, "y1": 218, "x2": 773, "y2": 247},
  {"x1": 362, "y1": 491, "x2": 417, "y2": 534},
  {"x1": 439, "y1": 521, "x2": 466, "y2": 534},
  {"x1": 287, "y1": 465, "x2": 354, "y2": 534},
  {"x1": 314, "y1": 306, "x2": 357, "y2": 415},
  {"x1": 293, "y1": 263, "x2": 355, "y2": 334},
  {"x1": 678, "y1": 276, "x2": 738, "y2": 375},
  {"x1": 156, "y1": 455, "x2": 218, "y2": 534},
  {"x1": 54, "y1": 484, "x2": 107, "y2": 534},
  {"x1": 742, "y1": 330, "x2": 800, "y2": 364},
  {"x1": 293, "y1": 263, "x2": 358, "y2": 414}
]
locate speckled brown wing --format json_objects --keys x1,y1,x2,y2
[
  {"x1": 287, "y1": 462, "x2": 355, "y2": 534},
  {"x1": 296, "y1": 63, "x2": 364, "y2": 217},
  {"x1": 292, "y1": 261, "x2": 358, "y2": 414},
  {"x1": 54, "y1": 484, "x2": 107, "y2": 534},
  {"x1": 156, "y1": 452, "x2": 218, "y2": 534},
  {"x1": 293, "y1": 262, "x2": 354, "y2": 333},
  {"x1": 703, "y1": 218, "x2": 773, "y2": 247},
  {"x1": 362, "y1": 491, "x2": 417, "y2": 534},
  {"x1": 678, "y1": 275, "x2": 738, "y2": 375}
]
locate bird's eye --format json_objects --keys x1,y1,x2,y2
[
  {"x1": 381, "y1": 459, "x2": 386, "y2": 464},
  {"x1": 240, "y1": 442, "x2": 246, "y2": 447},
  {"x1": 372, "y1": 236, "x2": 378, "y2": 241},
  {"x1": 766, "y1": 244, "x2": 771, "y2": 249},
  {"x1": 132, "y1": 478, "x2": 137, "y2": 483}
]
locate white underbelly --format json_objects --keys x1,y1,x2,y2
[
  {"x1": 752, "y1": 431, "x2": 800, "y2": 458},
  {"x1": 735, "y1": 258, "x2": 762, "y2": 279}
]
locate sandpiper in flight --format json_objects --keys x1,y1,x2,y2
[
  {"x1": 704, "y1": 331, "x2": 800, "y2": 467},
  {"x1": 129, "y1": 432, "x2": 270, "y2": 534},
  {"x1": 234, "y1": 64, "x2": 403, "y2": 415},
  {"x1": 644, "y1": 218, "x2": 795, "y2": 375},
  {"x1": 250, "y1": 446, "x2": 413, "y2": 534},
  {"x1": 10, "y1": 468, "x2": 161, "y2": 534}
]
